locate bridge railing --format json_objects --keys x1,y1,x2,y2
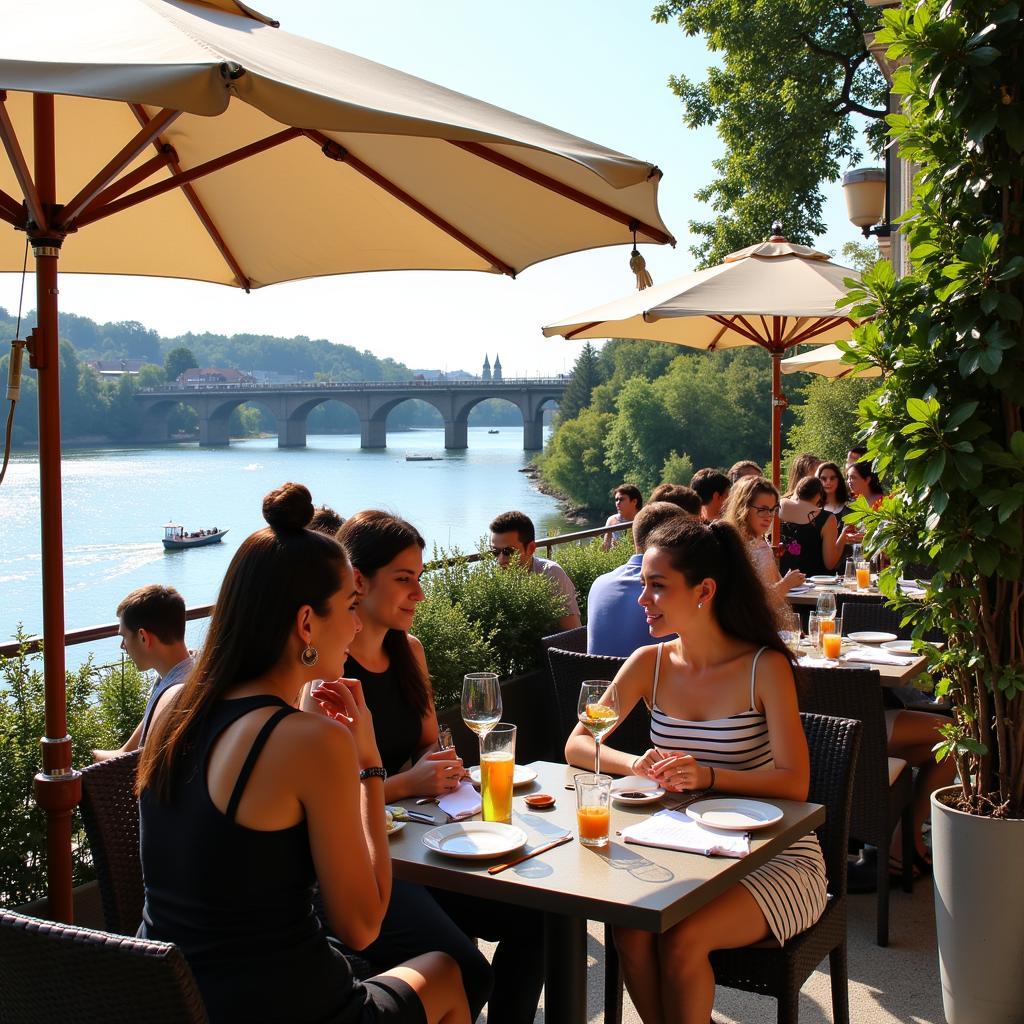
[
  {"x1": 0, "y1": 522, "x2": 629, "y2": 658},
  {"x1": 136, "y1": 377, "x2": 568, "y2": 395}
]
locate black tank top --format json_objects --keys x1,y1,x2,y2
[
  {"x1": 139, "y1": 695, "x2": 367, "y2": 1024},
  {"x1": 780, "y1": 510, "x2": 831, "y2": 577},
  {"x1": 346, "y1": 654, "x2": 424, "y2": 777}
]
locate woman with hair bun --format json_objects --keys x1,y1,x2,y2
[
  {"x1": 847, "y1": 459, "x2": 886, "y2": 509},
  {"x1": 323, "y1": 510, "x2": 542, "y2": 1024},
  {"x1": 138, "y1": 483, "x2": 468, "y2": 1024},
  {"x1": 566, "y1": 517, "x2": 826, "y2": 1024}
]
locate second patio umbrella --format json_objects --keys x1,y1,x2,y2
[
  {"x1": 543, "y1": 233, "x2": 861, "y2": 490},
  {"x1": 781, "y1": 342, "x2": 882, "y2": 378}
]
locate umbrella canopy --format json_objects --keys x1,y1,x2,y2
[
  {"x1": 0, "y1": 0, "x2": 674, "y2": 921},
  {"x1": 543, "y1": 235, "x2": 861, "y2": 489},
  {"x1": 0, "y1": 0, "x2": 673, "y2": 288},
  {"x1": 781, "y1": 342, "x2": 881, "y2": 378}
]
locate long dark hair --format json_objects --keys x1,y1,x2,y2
[
  {"x1": 137, "y1": 483, "x2": 346, "y2": 800},
  {"x1": 815, "y1": 461, "x2": 850, "y2": 504},
  {"x1": 850, "y1": 459, "x2": 884, "y2": 498},
  {"x1": 337, "y1": 510, "x2": 431, "y2": 718},
  {"x1": 785, "y1": 452, "x2": 821, "y2": 497},
  {"x1": 645, "y1": 517, "x2": 796, "y2": 667}
]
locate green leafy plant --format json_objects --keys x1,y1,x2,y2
[
  {"x1": 0, "y1": 631, "x2": 149, "y2": 904},
  {"x1": 846, "y1": 0, "x2": 1024, "y2": 817},
  {"x1": 414, "y1": 549, "x2": 567, "y2": 693}
]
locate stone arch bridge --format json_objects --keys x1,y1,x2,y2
[{"x1": 133, "y1": 378, "x2": 566, "y2": 450}]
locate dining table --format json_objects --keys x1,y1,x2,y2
[{"x1": 387, "y1": 760, "x2": 825, "y2": 1024}]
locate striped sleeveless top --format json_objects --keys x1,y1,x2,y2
[{"x1": 650, "y1": 643, "x2": 774, "y2": 771}]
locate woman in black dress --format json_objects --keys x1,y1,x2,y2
[
  {"x1": 780, "y1": 476, "x2": 861, "y2": 577},
  {"x1": 138, "y1": 483, "x2": 468, "y2": 1024},
  {"x1": 333, "y1": 509, "x2": 544, "y2": 1024}
]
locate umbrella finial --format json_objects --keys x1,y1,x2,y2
[
  {"x1": 629, "y1": 222, "x2": 653, "y2": 290},
  {"x1": 769, "y1": 219, "x2": 786, "y2": 241}
]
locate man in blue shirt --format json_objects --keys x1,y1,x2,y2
[
  {"x1": 92, "y1": 585, "x2": 193, "y2": 760},
  {"x1": 586, "y1": 502, "x2": 688, "y2": 656}
]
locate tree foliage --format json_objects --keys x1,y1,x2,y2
[
  {"x1": 653, "y1": 0, "x2": 888, "y2": 265},
  {"x1": 164, "y1": 345, "x2": 197, "y2": 382},
  {"x1": 558, "y1": 342, "x2": 605, "y2": 422},
  {"x1": 785, "y1": 374, "x2": 877, "y2": 465},
  {"x1": 847, "y1": 0, "x2": 1024, "y2": 816}
]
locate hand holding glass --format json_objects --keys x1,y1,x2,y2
[{"x1": 577, "y1": 681, "x2": 619, "y2": 775}]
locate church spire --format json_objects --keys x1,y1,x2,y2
[
  {"x1": 481, "y1": 354, "x2": 492, "y2": 381},
  {"x1": 493, "y1": 353, "x2": 502, "y2": 381}
]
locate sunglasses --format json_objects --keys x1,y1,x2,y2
[{"x1": 490, "y1": 546, "x2": 520, "y2": 558}]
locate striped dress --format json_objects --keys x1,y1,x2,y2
[{"x1": 650, "y1": 644, "x2": 827, "y2": 944}]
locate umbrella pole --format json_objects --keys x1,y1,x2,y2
[{"x1": 28, "y1": 93, "x2": 80, "y2": 925}]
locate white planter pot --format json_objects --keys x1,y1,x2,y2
[{"x1": 931, "y1": 786, "x2": 1024, "y2": 1023}]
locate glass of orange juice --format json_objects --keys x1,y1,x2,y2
[
  {"x1": 856, "y1": 560, "x2": 872, "y2": 591},
  {"x1": 480, "y1": 724, "x2": 516, "y2": 824},
  {"x1": 575, "y1": 773, "x2": 612, "y2": 848}
]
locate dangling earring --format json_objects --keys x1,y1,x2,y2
[{"x1": 300, "y1": 643, "x2": 318, "y2": 667}]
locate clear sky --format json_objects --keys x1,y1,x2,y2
[{"x1": 0, "y1": 1, "x2": 871, "y2": 376}]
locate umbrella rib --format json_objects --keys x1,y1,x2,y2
[
  {"x1": 450, "y1": 140, "x2": 675, "y2": 247},
  {"x1": 301, "y1": 130, "x2": 516, "y2": 277},
  {"x1": 60, "y1": 108, "x2": 182, "y2": 227},
  {"x1": 75, "y1": 148, "x2": 179, "y2": 222},
  {"x1": 125, "y1": 103, "x2": 252, "y2": 291},
  {"x1": 786, "y1": 316, "x2": 855, "y2": 346},
  {"x1": 707, "y1": 313, "x2": 766, "y2": 347},
  {"x1": 76, "y1": 126, "x2": 303, "y2": 228},
  {"x1": 0, "y1": 186, "x2": 24, "y2": 227},
  {"x1": 0, "y1": 91, "x2": 46, "y2": 230},
  {"x1": 564, "y1": 321, "x2": 605, "y2": 340}
]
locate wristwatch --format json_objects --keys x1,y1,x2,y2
[{"x1": 359, "y1": 766, "x2": 387, "y2": 782}]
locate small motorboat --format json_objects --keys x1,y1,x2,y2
[
  {"x1": 487, "y1": 429, "x2": 500, "y2": 434},
  {"x1": 163, "y1": 523, "x2": 228, "y2": 550},
  {"x1": 405, "y1": 454, "x2": 442, "y2": 462}
]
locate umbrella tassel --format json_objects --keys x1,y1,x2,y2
[{"x1": 628, "y1": 226, "x2": 653, "y2": 290}]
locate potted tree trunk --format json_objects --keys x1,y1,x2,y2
[{"x1": 846, "y1": 5, "x2": 1024, "y2": 1021}]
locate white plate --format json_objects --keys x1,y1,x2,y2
[
  {"x1": 468, "y1": 764, "x2": 538, "y2": 788},
  {"x1": 787, "y1": 585, "x2": 813, "y2": 595},
  {"x1": 421, "y1": 821, "x2": 528, "y2": 859},
  {"x1": 808, "y1": 575, "x2": 840, "y2": 585},
  {"x1": 881, "y1": 640, "x2": 913, "y2": 654},
  {"x1": 386, "y1": 819, "x2": 406, "y2": 837},
  {"x1": 610, "y1": 776, "x2": 665, "y2": 804},
  {"x1": 686, "y1": 798, "x2": 784, "y2": 832},
  {"x1": 848, "y1": 631, "x2": 898, "y2": 644}
]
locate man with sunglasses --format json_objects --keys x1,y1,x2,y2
[{"x1": 488, "y1": 510, "x2": 581, "y2": 631}]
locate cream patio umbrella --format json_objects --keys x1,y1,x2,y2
[
  {"x1": 543, "y1": 232, "x2": 861, "y2": 491},
  {"x1": 0, "y1": 0, "x2": 674, "y2": 921},
  {"x1": 781, "y1": 342, "x2": 882, "y2": 378}
]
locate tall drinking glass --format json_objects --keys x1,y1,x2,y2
[
  {"x1": 808, "y1": 613, "x2": 823, "y2": 655},
  {"x1": 844, "y1": 558, "x2": 858, "y2": 589},
  {"x1": 577, "y1": 681, "x2": 619, "y2": 775},
  {"x1": 480, "y1": 723, "x2": 516, "y2": 823},
  {"x1": 815, "y1": 589, "x2": 837, "y2": 621},
  {"x1": 461, "y1": 673, "x2": 502, "y2": 759},
  {"x1": 575, "y1": 773, "x2": 612, "y2": 848}
]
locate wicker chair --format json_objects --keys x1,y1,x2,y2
[
  {"x1": 797, "y1": 667, "x2": 914, "y2": 946},
  {"x1": 540, "y1": 625, "x2": 587, "y2": 654},
  {"x1": 710, "y1": 712, "x2": 863, "y2": 1024},
  {"x1": 79, "y1": 749, "x2": 144, "y2": 935},
  {"x1": 0, "y1": 907, "x2": 207, "y2": 1023},
  {"x1": 839, "y1": 596, "x2": 944, "y2": 644}
]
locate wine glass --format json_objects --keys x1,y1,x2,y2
[
  {"x1": 577, "y1": 680, "x2": 619, "y2": 775},
  {"x1": 815, "y1": 589, "x2": 837, "y2": 620},
  {"x1": 461, "y1": 673, "x2": 502, "y2": 758}
]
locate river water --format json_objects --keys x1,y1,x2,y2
[{"x1": 0, "y1": 428, "x2": 576, "y2": 667}]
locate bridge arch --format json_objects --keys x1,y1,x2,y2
[
  {"x1": 450, "y1": 390, "x2": 561, "y2": 451},
  {"x1": 282, "y1": 394, "x2": 366, "y2": 448},
  {"x1": 198, "y1": 396, "x2": 282, "y2": 446},
  {"x1": 138, "y1": 397, "x2": 204, "y2": 444}
]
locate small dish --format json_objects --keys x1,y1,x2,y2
[
  {"x1": 848, "y1": 631, "x2": 899, "y2": 644},
  {"x1": 881, "y1": 640, "x2": 914, "y2": 654},
  {"x1": 686, "y1": 798, "x2": 783, "y2": 832},
  {"x1": 808, "y1": 575, "x2": 840, "y2": 585},
  {"x1": 524, "y1": 793, "x2": 556, "y2": 809}
]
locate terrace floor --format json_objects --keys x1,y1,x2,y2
[{"x1": 481, "y1": 877, "x2": 944, "y2": 1022}]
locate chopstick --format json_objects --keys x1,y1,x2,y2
[{"x1": 487, "y1": 833, "x2": 573, "y2": 875}]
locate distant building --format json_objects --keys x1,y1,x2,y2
[
  {"x1": 176, "y1": 367, "x2": 253, "y2": 385},
  {"x1": 481, "y1": 354, "x2": 492, "y2": 381},
  {"x1": 85, "y1": 358, "x2": 144, "y2": 379},
  {"x1": 248, "y1": 369, "x2": 305, "y2": 385},
  {"x1": 493, "y1": 354, "x2": 502, "y2": 381}
]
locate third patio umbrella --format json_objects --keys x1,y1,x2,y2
[
  {"x1": 543, "y1": 232, "x2": 861, "y2": 490},
  {"x1": 781, "y1": 342, "x2": 882, "y2": 378},
  {"x1": 0, "y1": 0, "x2": 674, "y2": 920}
]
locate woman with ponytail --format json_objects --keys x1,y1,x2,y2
[
  {"x1": 566, "y1": 517, "x2": 826, "y2": 1024},
  {"x1": 320, "y1": 510, "x2": 542, "y2": 1024},
  {"x1": 138, "y1": 483, "x2": 468, "y2": 1024}
]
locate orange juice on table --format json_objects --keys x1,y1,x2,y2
[
  {"x1": 819, "y1": 619, "x2": 836, "y2": 635},
  {"x1": 822, "y1": 632, "x2": 842, "y2": 660},
  {"x1": 480, "y1": 752, "x2": 514, "y2": 823},
  {"x1": 577, "y1": 805, "x2": 610, "y2": 846},
  {"x1": 856, "y1": 562, "x2": 871, "y2": 590}
]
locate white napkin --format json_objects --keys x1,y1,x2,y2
[
  {"x1": 438, "y1": 781, "x2": 482, "y2": 821},
  {"x1": 841, "y1": 648, "x2": 915, "y2": 666},
  {"x1": 797, "y1": 654, "x2": 838, "y2": 668},
  {"x1": 620, "y1": 809, "x2": 750, "y2": 858}
]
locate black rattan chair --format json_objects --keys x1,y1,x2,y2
[
  {"x1": 797, "y1": 666, "x2": 914, "y2": 946},
  {"x1": 540, "y1": 625, "x2": 587, "y2": 654},
  {"x1": 0, "y1": 907, "x2": 208, "y2": 1023},
  {"x1": 839, "y1": 596, "x2": 944, "y2": 644},
  {"x1": 710, "y1": 712, "x2": 862, "y2": 1024},
  {"x1": 79, "y1": 750, "x2": 144, "y2": 935}
]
